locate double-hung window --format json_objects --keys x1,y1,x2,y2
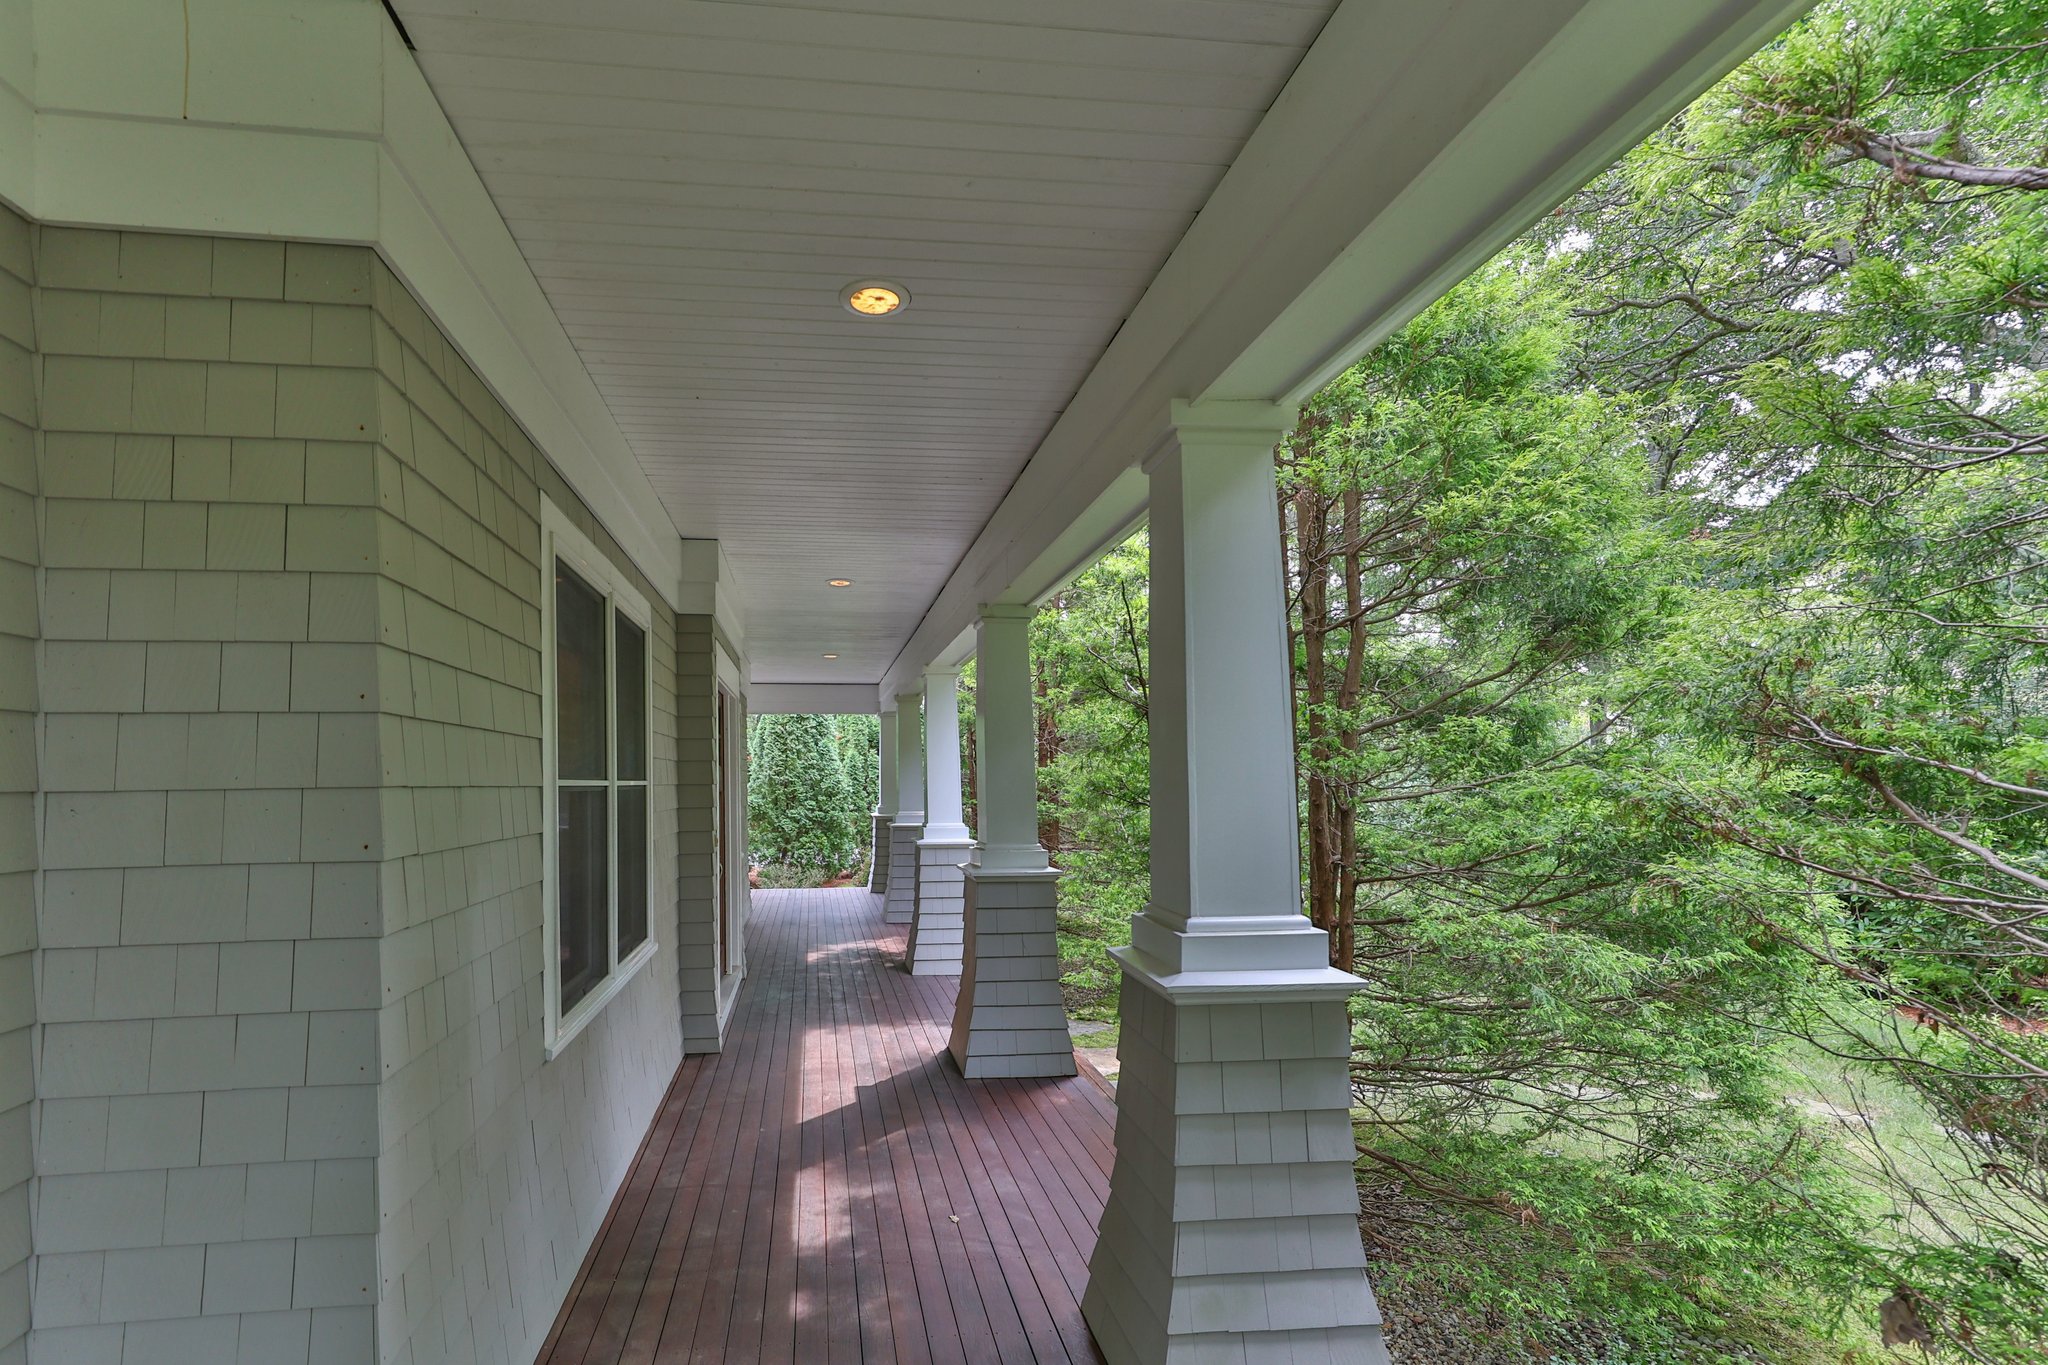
[{"x1": 542, "y1": 498, "x2": 656, "y2": 1057}]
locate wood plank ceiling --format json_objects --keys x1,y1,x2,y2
[{"x1": 390, "y1": 0, "x2": 1338, "y2": 680}]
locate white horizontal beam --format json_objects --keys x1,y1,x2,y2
[{"x1": 748, "y1": 683, "x2": 880, "y2": 715}]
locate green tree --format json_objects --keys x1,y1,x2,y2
[
  {"x1": 1546, "y1": 0, "x2": 2048, "y2": 1347},
  {"x1": 747, "y1": 712, "x2": 855, "y2": 876},
  {"x1": 1282, "y1": 260, "x2": 1871, "y2": 1344},
  {"x1": 1032, "y1": 535, "x2": 1151, "y2": 1020},
  {"x1": 1029, "y1": 2, "x2": 2048, "y2": 1353},
  {"x1": 830, "y1": 712, "x2": 880, "y2": 857}
]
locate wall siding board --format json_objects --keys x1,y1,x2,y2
[
  {"x1": 26, "y1": 227, "x2": 384, "y2": 1363},
  {"x1": 18, "y1": 225, "x2": 719, "y2": 1364},
  {"x1": 367, "y1": 254, "x2": 686, "y2": 1365}
]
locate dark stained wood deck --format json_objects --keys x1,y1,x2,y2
[{"x1": 537, "y1": 887, "x2": 1116, "y2": 1365}]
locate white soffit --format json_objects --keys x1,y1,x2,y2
[{"x1": 386, "y1": 0, "x2": 1340, "y2": 683}]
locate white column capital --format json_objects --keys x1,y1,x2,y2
[{"x1": 1148, "y1": 398, "x2": 1299, "y2": 463}]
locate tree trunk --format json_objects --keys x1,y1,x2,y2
[
  {"x1": 1035, "y1": 649, "x2": 1062, "y2": 854},
  {"x1": 1332, "y1": 487, "x2": 1367, "y2": 971},
  {"x1": 1294, "y1": 484, "x2": 1342, "y2": 961}
]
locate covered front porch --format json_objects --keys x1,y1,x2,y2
[
  {"x1": 0, "y1": 3, "x2": 1821, "y2": 1363},
  {"x1": 537, "y1": 887, "x2": 1114, "y2": 1365}
]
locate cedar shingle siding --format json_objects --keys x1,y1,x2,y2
[{"x1": 15, "y1": 220, "x2": 719, "y2": 1365}]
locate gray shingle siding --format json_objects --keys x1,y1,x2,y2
[
  {"x1": 11, "y1": 221, "x2": 726, "y2": 1365},
  {"x1": 27, "y1": 226, "x2": 384, "y2": 1362},
  {"x1": 368, "y1": 255, "x2": 687, "y2": 1365}
]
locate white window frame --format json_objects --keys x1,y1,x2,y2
[
  {"x1": 541, "y1": 496, "x2": 658, "y2": 1060},
  {"x1": 714, "y1": 642, "x2": 748, "y2": 982}
]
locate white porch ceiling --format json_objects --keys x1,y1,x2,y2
[{"x1": 387, "y1": 0, "x2": 1340, "y2": 682}]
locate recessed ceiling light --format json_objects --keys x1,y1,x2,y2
[
  {"x1": 842, "y1": 280, "x2": 908, "y2": 317},
  {"x1": 822, "y1": 653, "x2": 838, "y2": 660},
  {"x1": 827, "y1": 579, "x2": 853, "y2": 588}
]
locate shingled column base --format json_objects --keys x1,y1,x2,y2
[
  {"x1": 1082, "y1": 956, "x2": 1390, "y2": 1365},
  {"x1": 949, "y1": 867, "x2": 1075, "y2": 1079},
  {"x1": 906, "y1": 838, "x2": 972, "y2": 974},
  {"x1": 883, "y1": 819, "x2": 922, "y2": 924}
]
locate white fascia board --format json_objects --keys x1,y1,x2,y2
[
  {"x1": 880, "y1": 0, "x2": 1811, "y2": 701},
  {"x1": 1216, "y1": 0, "x2": 1820, "y2": 403},
  {"x1": 1003, "y1": 466, "x2": 1150, "y2": 609},
  {"x1": 748, "y1": 684, "x2": 880, "y2": 717},
  {"x1": 35, "y1": 113, "x2": 380, "y2": 239},
  {"x1": 15, "y1": 0, "x2": 685, "y2": 610},
  {"x1": 873, "y1": 471, "x2": 1145, "y2": 700},
  {"x1": 931, "y1": 625, "x2": 976, "y2": 672}
]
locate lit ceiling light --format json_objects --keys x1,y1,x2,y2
[
  {"x1": 827, "y1": 579, "x2": 853, "y2": 588},
  {"x1": 822, "y1": 653, "x2": 838, "y2": 660},
  {"x1": 842, "y1": 280, "x2": 908, "y2": 317}
]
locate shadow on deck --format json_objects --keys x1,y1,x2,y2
[{"x1": 537, "y1": 887, "x2": 1115, "y2": 1365}]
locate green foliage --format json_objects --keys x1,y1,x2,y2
[
  {"x1": 746, "y1": 712, "x2": 855, "y2": 875},
  {"x1": 830, "y1": 711, "x2": 880, "y2": 862},
  {"x1": 1283, "y1": 257, "x2": 1881, "y2": 1345},
  {"x1": 1029, "y1": 1, "x2": 2048, "y2": 1352},
  {"x1": 1544, "y1": 3, "x2": 2048, "y2": 1350},
  {"x1": 1033, "y1": 536, "x2": 1151, "y2": 1019}
]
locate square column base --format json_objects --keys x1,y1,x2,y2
[
  {"x1": 907, "y1": 838, "x2": 973, "y2": 974},
  {"x1": 949, "y1": 867, "x2": 1076, "y2": 1079},
  {"x1": 1082, "y1": 952, "x2": 1390, "y2": 1365},
  {"x1": 867, "y1": 811, "x2": 893, "y2": 894},
  {"x1": 883, "y1": 820, "x2": 922, "y2": 923}
]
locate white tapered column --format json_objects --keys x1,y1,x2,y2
[
  {"x1": 951, "y1": 606, "x2": 1072, "y2": 1078},
  {"x1": 883, "y1": 691, "x2": 924, "y2": 924},
  {"x1": 868, "y1": 707, "x2": 899, "y2": 894},
  {"x1": 1083, "y1": 401, "x2": 1387, "y2": 1365},
  {"x1": 908, "y1": 667, "x2": 972, "y2": 974},
  {"x1": 920, "y1": 668, "x2": 969, "y2": 843}
]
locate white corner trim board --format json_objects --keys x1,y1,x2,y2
[{"x1": 1, "y1": 0, "x2": 688, "y2": 613}]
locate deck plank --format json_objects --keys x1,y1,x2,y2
[{"x1": 538, "y1": 886, "x2": 1111, "y2": 1365}]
